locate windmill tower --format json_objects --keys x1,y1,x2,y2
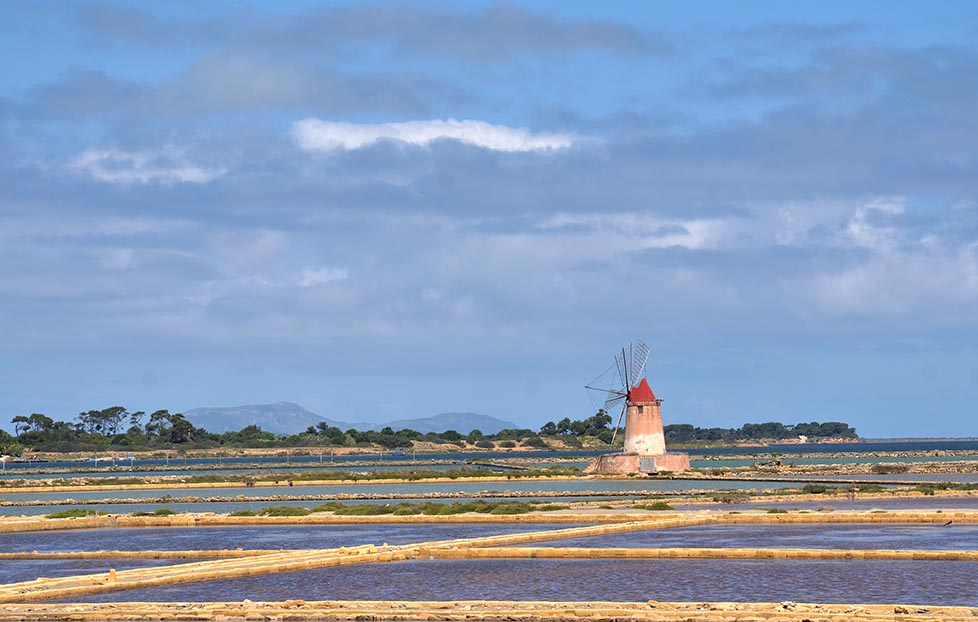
[
  {"x1": 623, "y1": 377, "x2": 665, "y2": 455},
  {"x1": 584, "y1": 340, "x2": 689, "y2": 474}
]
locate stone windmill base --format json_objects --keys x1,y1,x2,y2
[{"x1": 584, "y1": 451, "x2": 690, "y2": 475}]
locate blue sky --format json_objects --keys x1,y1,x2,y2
[{"x1": 2, "y1": 2, "x2": 978, "y2": 437}]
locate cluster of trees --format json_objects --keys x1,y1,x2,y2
[
  {"x1": 2, "y1": 407, "x2": 857, "y2": 457},
  {"x1": 532, "y1": 414, "x2": 856, "y2": 444},
  {"x1": 663, "y1": 421, "x2": 857, "y2": 443},
  {"x1": 6, "y1": 408, "x2": 204, "y2": 454},
  {"x1": 539, "y1": 411, "x2": 614, "y2": 443},
  {"x1": 2, "y1": 408, "x2": 553, "y2": 455}
]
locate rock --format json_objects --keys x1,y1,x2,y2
[{"x1": 894, "y1": 606, "x2": 910, "y2": 614}]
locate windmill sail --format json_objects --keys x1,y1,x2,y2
[
  {"x1": 630, "y1": 340, "x2": 650, "y2": 389},
  {"x1": 586, "y1": 339, "x2": 653, "y2": 448}
]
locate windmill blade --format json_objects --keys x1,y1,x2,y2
[
  {"x1": 602, "y1": 394, "x2": 625, "y2": 418},
  {"x1": 609, "y1": 401, "x2": 627, "y2": 446},
  {"x1": 630, "y1": 340, "x2": 650, "y2": 386},
  {"x1": 614, "y1": 347, "x2": 628, "y2": 390}
]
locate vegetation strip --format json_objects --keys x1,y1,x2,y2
[
  {"x1": 0, "y1": 600, "x2": 972, "y2": 621},
  {"x1": 0, "y1": 471, "x2": 583, "y2": 494}
]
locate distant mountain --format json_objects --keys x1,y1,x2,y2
[
  {"x1": 384, "y1": 412, "x2": 518, "y2": 435},
  {"x1": 183, "y1": 402, "x2": 349, "y2": 435}
]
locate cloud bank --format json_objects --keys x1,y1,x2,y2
[{"x1": 292, "y1": 118, "x2": 578, "y2": 153}]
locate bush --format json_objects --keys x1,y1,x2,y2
[
  {"x1": 474, "y1": 440, "x2": 495, "y2": 449},
  {"x1": 498, "y1": 440, "x2": 517, "y2": 448},
  {"x1": 522, "y1": 436, "x2": 548, "y2": 448},
  {"x1": 132, "y1": 508, "x2": 177, "y2": 517},
  {"x1": 872, "y1": 463, "x2": 910, "y2": 474},
  {"x1": 711, "y1": 492, "x2": 750, "y2": 504},
  {"x1": 801, "y1": 484, "x2": 830, "y2": 495},
  {"x1": 45, "y1": 509, "x2": 103, "y2": 519},
  {"x1": 632, "y1": 502, "x2": 675, "y2": 511},
  {"x1": 229, "y1": 510, "x2": 257, "y2": 517},
  {"x1": 258, "y1": 506, "x2": 312, "y2": 517},
  {"x1": 765, "y1": 508, "x2": 788, "y2": 514},
  {"x1": 331, "y1": 504, "x2": 396, "y2": 516},
  {"x1": 311, "y1": 501, "x2": 345, "y2": 513}
]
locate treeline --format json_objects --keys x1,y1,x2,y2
[
  {"x1": 0, "y1": 408, "x2": 549, "y2": 455},
  {"x1": 0, "y1": 407, "x2": 857, "y2": 456},
  {"x1": 535, "y1": 414, "x2": 856, "y2": 444},
  {"x1": 663, "y1": 421, "x2": 858, "y2": 442}
]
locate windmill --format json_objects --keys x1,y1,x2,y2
[{"x1": 585, "y1": 340, "x2": 651, "y2": 446}]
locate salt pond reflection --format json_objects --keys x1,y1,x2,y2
[
  {"x1": 0, "y1": 523, "x2": 579, "y2": 554},
  {"x1": 73, "y1": 558, "x2": 978, "y2": 606},
  {"x1": 0, "y1": 560, "x2": 175, "y2": 585},
  {"x1": 530, "y1": 523, "x2": 978, "y2": 550}
]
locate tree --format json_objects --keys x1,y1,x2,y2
[
  {"x1": 128, "y1": 411, "x2": 146, "y2": 430},
  {"x1": 555, "y1": 418, "x2": 572, "y2": 435},
  {"x1": 77, "y1": 406, "x2": 129, "y2": 436},
  {"x1": 27, "y1": 413, "x2": 55, "y2": 433},
  {"x1": 168, "y1": 414, "x2": 196, "y2": 443},
  {"x1": 145, "y1": 410, "x2": 173, "y2": 441},
  {"x1": 539, "y1": 421, "x2": 557, "y2": 436},
  {"x1": 11, "y1": 416, "x2": 30, "y2": 436}
]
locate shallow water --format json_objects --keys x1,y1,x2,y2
[
  {"x1": 0, "y1": 523, "x2": 579, "y2": 554},
  {"x1": 693, "y1": 455, "x2": 978, "y2": 468},
  {"x1": 683, "y1": 495, "x2": 978, "y2": 512},
  {"x1": 0, "y1": 478, "x2": 800, "y2": 505},
  {"x1": 531, "y1": 523, "x2": 978, "y2": 550},
  {"x1": 71, "y1": 558, "x2": 978, "y2": 606}
]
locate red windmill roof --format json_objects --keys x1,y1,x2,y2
[{"x1": 629, "y1": 378, "x2": 657, "y2": 403}]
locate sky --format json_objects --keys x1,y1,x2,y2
[{"x1": 2, "y1": 1, "x2": 978, "y2": 437}]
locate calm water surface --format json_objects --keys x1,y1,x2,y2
[
  {"x1": 0, "y1": 523, "x2": 579, "y2": 554},
  {"x1": 72, "y1": 558, "x2": 978, "y2": 606},
  {"x1": 0, "y1": 560, "x2": 176, "y2": 584},
  {"x1": 531, "y1": 523, "x2": 978, "y2": 550}
]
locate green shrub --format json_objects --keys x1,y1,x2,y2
[
  {"x1": 765, "y1": 508, "x2": 788, "y2": 514},
  {"x1": 632, "y1": 501, "x2": 675, "y2": 511},
  {"x1": 332, "y1": 504, "x2": 396, "y2": 516},
  {"x1": 871, "y1": 463, "x2": 910, "y2": 474},
  {"x1": 258, "y1": 506, "x2": 312, "y2": 517},
  {"x1": 131, "y1": 508, "x2": 177, "y2": 517},
  {"x1": 711, "y1": 492, "x2": 751, "y2": 504},
  {"x1": 45, "y1": 509, "x2": 103, "y2": 519},
  {"x1": 229, "y1": 510, "x2": 257, "y2": 517},
  {"x1": 311, "y1": 502, "x2": 345, "y2": 513}
]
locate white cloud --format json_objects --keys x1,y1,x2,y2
[
  {"x1": 295, "y1": 266, "x2": 350, "y2": 287},
  {"x1": 844, "y1": 197, "x2": 906, "y2": 253},
  {"x1": 537, "y1": 212, "x2": 726, "y2": 250},
  {"x1": 292, "y1": 118, "x2": 578, "y2": 153},
  {"x1": 68, "y1": 147, "x2": 225, "y2": 184}
]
